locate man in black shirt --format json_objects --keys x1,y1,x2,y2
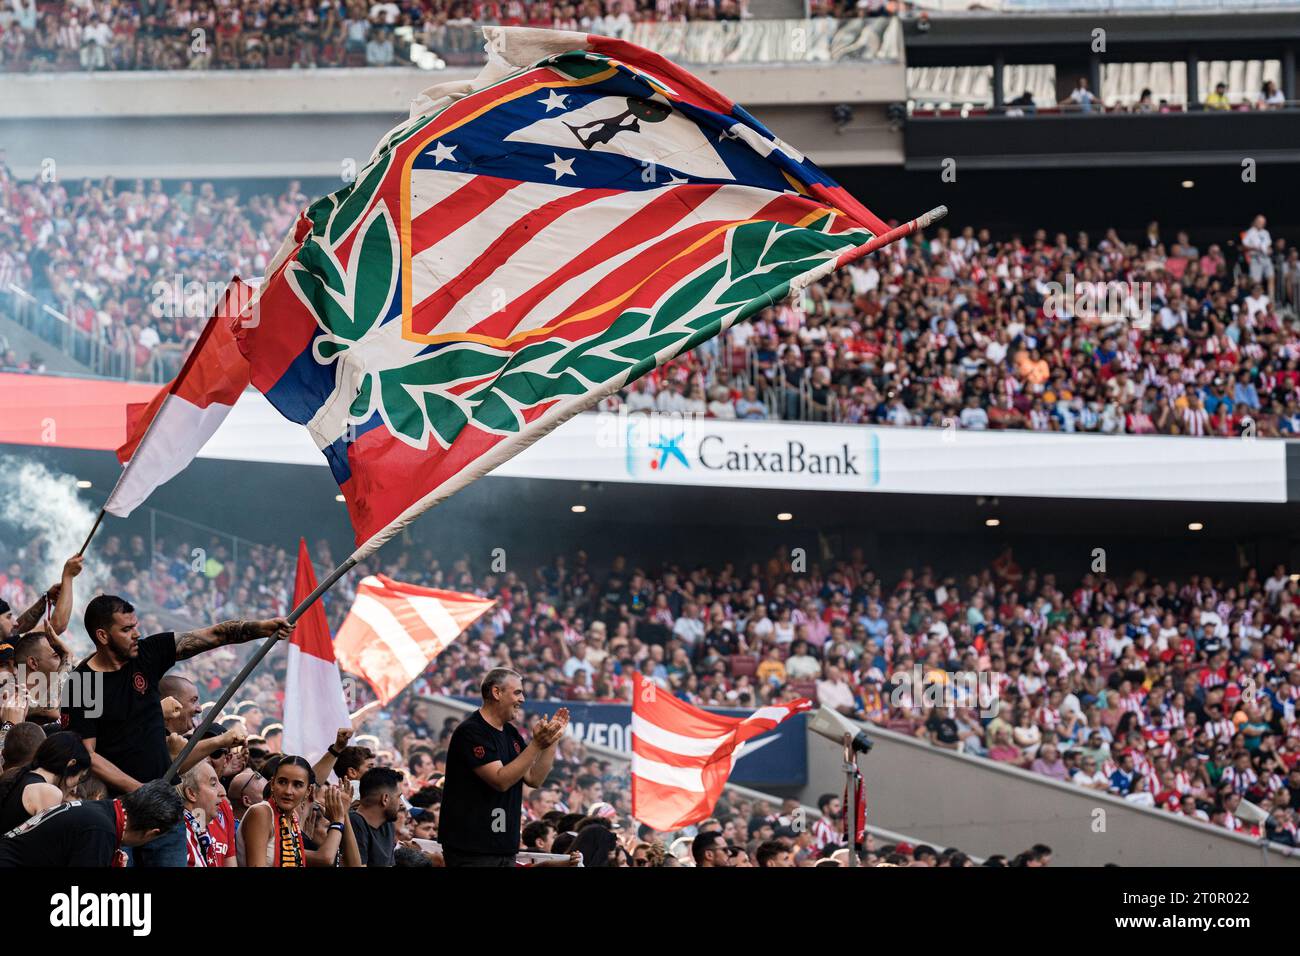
[
  {"x1": 0, "y1": 778, "x2": 183, "y2": 867},
  {"x1": 438, "y1": 668, "x2": 568, "y2": 866},
  {"x1": 61, "y1": 594, "x2": 292, "y2": 867},
  {"x1": 924, "y1": 709, "x2": 961, "y2": 750},
  {"x1": 349, "y1": 766, "x2": 402, "y2": 867}
]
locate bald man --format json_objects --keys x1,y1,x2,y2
[{"x1": 160, "y1": 675, "x2": 201, "y2": 735}]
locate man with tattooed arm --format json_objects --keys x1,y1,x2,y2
[{"x1": 60, "y1": 593, "x2": 293, "y2": 867}]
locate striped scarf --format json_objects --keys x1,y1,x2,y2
[{"x1": 275, "y1": 806, "x2": 304, "y2": 868}]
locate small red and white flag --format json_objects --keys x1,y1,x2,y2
[
  {"x1": 282, "y1": 539, "x2": 354, "y2": 763},
  {"x1": 105, "y1": 278, "x2": 254, "y2": 517},
  {"x1": 334, "y1": 575, "x2": 494, "y2": 705},
  {"x1": 630, "y1": 672, "x2": 812, "y2": 832}
]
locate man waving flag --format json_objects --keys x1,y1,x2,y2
[
  {"x1": 235, "y1": 26, "x2": 942, "y2": 561},
  {"x1": 630, "y1": 672, "x2": 812, "y2": 831}
]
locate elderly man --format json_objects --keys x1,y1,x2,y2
[{"x1": 178, "y1": 760, "x2": 222, "y2": 867}]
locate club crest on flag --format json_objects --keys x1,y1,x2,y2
[{"x1": 237, "y1": 26, "x2": 919, "y2": 556}]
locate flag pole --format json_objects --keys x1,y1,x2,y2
[
  {"x1": 164, "y1": 553, "x2": 358, "y2": 782},
  {"x1": 844, "y1": 205, "x2": 947, "y2": 263},
  {"x1": 77, "y1": 507, "x2": 106, "y2": 557}
]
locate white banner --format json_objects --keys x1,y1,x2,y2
[{"x1": 198, "y1": 392, "x2": 1291, "y2": 504}]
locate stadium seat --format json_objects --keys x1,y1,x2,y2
[{"x1": 789, "y1": 680, "x2": 819, "y2": 701}]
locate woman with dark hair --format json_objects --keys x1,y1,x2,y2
[
  {"x1": 571, "y1": 823, "x2": 620, "y2": 867},
  {"x1": 237, "y1": 755, "x2": 353, "y2": 867},
  {"x1": 0, "y1": 732, "x2": 91, "y2": 833}
]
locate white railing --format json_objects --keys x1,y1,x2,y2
[{"x1": 423, "y1": 17, "x2": 902, "y2": 65}]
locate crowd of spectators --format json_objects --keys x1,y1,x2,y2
[
  {"x1": 0, "y1": 0, "x2": 763, "y2": 72},
  {"x1": 5, "y1": 169, "x2": 1300, "y2": 435},
  {"x1": 4, "y1": 520, "x2": 1300, "y2": 862},
  {"x1": 1006, "y1": 78, "x2": 1292, "y2": 116},
  {"x1": 627, "y1": 214, "x2": 1300, "y2": 437},
  {"x1": 0, "y1": 167, "x2": 307, "y2": 378}
]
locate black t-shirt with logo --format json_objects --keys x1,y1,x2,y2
[
  {"x1": 438, "y1": 710, "x2": 525, "y2": 856},
  {"x1": 0, "y1": 799, "x2": 119, "y2": 867},
  {"x1": 62, "y1": 633, "x2": 176, "y2": 794}
]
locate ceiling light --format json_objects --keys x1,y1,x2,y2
[
  {"x1": 1181, "y1": 180, "x2": 1194, "y2": 189},
  {"x1": 985, "y1": 518, "x2": 1000, "y2": 527},
  {"x1": 777, "y1": 512, "x2": 793, "y2": 521},
  {"x1": 571, "y1": 505, "x2": 587, "y2": 513},
  {"x1": 1188, "y1": 522, "x2": 1203, "y2": 531},
  {"x1": 75, "y1": 479, "x2": 92, "y2": 489}
]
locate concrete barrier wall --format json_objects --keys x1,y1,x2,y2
[
  {"x1": 420, "y1": 694, "x2": 1299, "y2": 864},
  {"x1": 1, "y1": 63, "x2": 905, "y2": 180},
  {"x1": 418, "y1": 695, "x2": 950, "y2": 854},
  {"x1": 799, "y1": 721, "x2": 1300, "y2": 867}
]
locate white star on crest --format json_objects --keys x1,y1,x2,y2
[
  {"x1": 539, "y1": 89, "x2": 569, "y2": 112},
  {"x1": 545, "y1": 152, "x2": 576, "y2": 180},
  {"x1": 428, "y1": 141, "x2": 457, "y2": 165}
]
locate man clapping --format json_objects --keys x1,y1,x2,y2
[{"x1": 437, "y1": 667, "x2": 569, "y2": 867}]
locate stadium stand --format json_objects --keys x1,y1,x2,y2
[
  {"x1": 4, "y1": 527, "x2": 1298, "y2": 849},
  {"x1": 0, "y1": 1, "x2": 904, "y2": 71},
  {"x1": 4, "y1": 171, "x2": 1299, "y2": 436}
]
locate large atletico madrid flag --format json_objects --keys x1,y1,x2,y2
[
  {"x1": 282, "y1": 539, "x2": 353, "y2": 763},
  {"x1": 334, "y1": 574, "x2": 495, "y2": 704},
  {"x1": 630, "y1": 672, "x2": 812, "y2": 831},
  {"x1": 105, "y1": 278, "x2": 253, "y2": 517},
  {"x1": 234, "y1": 26, "x2": 910, "y2": 562}
]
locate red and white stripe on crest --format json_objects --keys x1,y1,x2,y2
[{"x1": 630, "y1": 672, "x2": 811, "y2": 832}]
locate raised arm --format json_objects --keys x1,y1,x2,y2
[
  {"x1": 313, "y1": 727, "x2": 353, "y2": 787},
  {"x1": 177, "y1": 727, "x2": 247, "y2": 775},
  {"x1": 174, "y1": 617, "x2": 294, "y2": 661},
  {"x1": 43, "y1": 620, "x2": 74, "y2": 675},
  {"x1": 12, "y1": 593, "x2": 49, "y2": 638},
  {"x1": 47, "y1": 556, "x2": 83, "y2": 636}
]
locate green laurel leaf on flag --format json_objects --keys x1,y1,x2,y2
[
  {"x1": 470, "y1": 389, "x2": 519, "y2": 433},
  {"x1": 549, "y1": 310, "x2": 649, "y2": 380},
  {"x1": 728, "y1": 221, "x2": 776, "y2": 281},
  {"x1": 465, "y1": 370, "x2": 589, "y2": 434},
  {"x1": 352, "y1": 211, "x2": 396, "y2": 340},
  {"x1": 349, "y1": 373, "x2": 374, "y2": 419},
  {"x1": 715, "y1": 255, "x2": 827, "y2": 305},
  {"x1": 329, "y1": 151, "x2": 393, "y2": 246},
  {"x1": 376, "y1": 346, "x2": 508, "y2": 446},
  {"x1": 307, "y1": 194, "x2": 337, "y2": 239},
  {"x1": 298, "y1": 205, "x2": 397, "y2": 354},
  {"x1": 291, "y1": 243, "x2": 350, "y2": 344},
  {"x1": 761, "y1": 226, "x2": 868, "y2": 269},
  {"x1": 650, "y1": 261, "x2": 727, "y2": 335}
]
